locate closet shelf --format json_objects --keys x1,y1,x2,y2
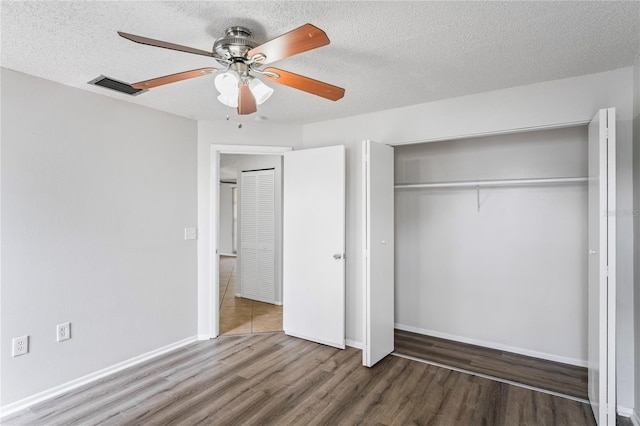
[{"x1": 394, "y1": 176, "x2": 588, "y2": 190}]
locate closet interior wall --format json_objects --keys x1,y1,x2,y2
[{"x1": 394, "y1": 126, "x2": 589, "y2": 365}]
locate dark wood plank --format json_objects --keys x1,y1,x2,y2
[
  {"x1": 394, "y1": 328, "x2": 589, "y2": 400},
  {"x1": 2, "y1": 332, "x2": 596, "y2": 426}
]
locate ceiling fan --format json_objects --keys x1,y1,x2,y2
[{"x1": 118, "y1": 23, "x2": 345, "y2": 115}]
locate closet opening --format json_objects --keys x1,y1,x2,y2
[{"x1": 392, "y1": 125, "x2": 590, "y2": 389}]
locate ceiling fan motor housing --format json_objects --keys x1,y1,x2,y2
[{"x1": 213, "y1": 26, "x2": 258, "y2": 61}]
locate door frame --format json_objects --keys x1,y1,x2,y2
[{"x1": 201, "y1": 144, "x2": 291, "y2": 339}]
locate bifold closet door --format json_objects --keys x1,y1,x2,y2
[
  {"x1": 587, "y1": 108, "x2": 616, "y2": 426},
  {"x1": 362, "y1": 140, "x2": 395, "y2": 367},
  {"x1": 240, "y1": 169, "x2": 275, "y2": 304}
]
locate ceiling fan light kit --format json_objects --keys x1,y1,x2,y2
[
  {"x1": 217, "y1": 93, "x2": 238, "y2": 108},
  {"x1": 248, "y1": 77, "x2": 274, "y2": 105},
  {"x1": 213, "y1": 67, "x2": 273, "y2": 107},
  {"x1": 214, "y1": 69, "x2": 240, "y2": 94},
  {"x1": 117, "y1": 23, "x2": 345, "y2": 116}
]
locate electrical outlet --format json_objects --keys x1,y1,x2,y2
[
  {"x1": 57, "y1": 322, "x2": 71, "y2": 342},
  {"x1": 12, "y1": 335, "x2": 29, "y2": 356},
  {"x1": 184, "y1": 227, "x2": 197, "y2": 240}
]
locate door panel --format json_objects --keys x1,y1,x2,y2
[
  {"x1": 363, "y1": 140, "x2": 395, "y2": 367},
  {"x1": 240, "y1": 169, "x2": 275, "y2": 303},
  {"x1": 283, "y1": 146, "x2": 346, "y2": 349},
  {"x1": 587, "y1": 108, "x2": 616, "y2": 425}
]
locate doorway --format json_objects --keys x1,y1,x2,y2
[
  {"x1": 202, "y1": 143, "x2": 346, "y2": 349},
  {"x1": 217, "y1": 153, "x2": 283, "y2": 335}
]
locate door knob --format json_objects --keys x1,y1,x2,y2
[
  {"x1": 589, "y1": 250, "x2": 597, "y2": 255},
  {"x1": 333, "y1": 253, "x2": 343, "y2": 260}
]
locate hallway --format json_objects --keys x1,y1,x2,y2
[{"x1": 219, "y1": 256, "x2": 283, "y2": 335}]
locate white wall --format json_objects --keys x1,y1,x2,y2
[
  {"x1": 1, "y1": 69, "x2": 198, "y2": 406},
  {"x1": 302, "y1": 67, "x2": 635, "y2": 408},
  {"x1": 197, "y1": 120, "x2": 302, "y2": 338},
  {"x1": 395, "y1": 127, "x2": 588, "y2": 364},
  {"x1": 235, "y1": 155, "x2": 283, "y2": 304},
  {"x1": 218, "y1": 182, "x2": 235, "y2": 255}
]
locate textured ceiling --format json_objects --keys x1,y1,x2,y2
[{"x1": 1, "y1": 1, "x2": 639, "y2": 125}]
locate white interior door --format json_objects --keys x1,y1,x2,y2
[
  {"x1": 240, "y1": 169, "x2": 275, "y2": 303},
  {"x1": 362, "y1": 140, "x2": 395, "y2": 367},
  {"x1": 587, "y1": 108, "x2": 616, "y2": 425},
  {"x1": 283, "y1": 146, "x2": 345, "y2": 349}
]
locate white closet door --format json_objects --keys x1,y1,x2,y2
[
  {"x1": 362, "y1": 140, "x2": 395, "y2": 367},
  {"x1": 587, "y1": 108, "x2": 616, "y2": 426},
  {"x1": 241, "y1": 169, "x2": 275, "y2": 303},
  {"x1": 283, "y1": 146, "x2": 345, "y2": 349}
]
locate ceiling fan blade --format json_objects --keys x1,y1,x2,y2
[
  {"x1": 262, "y1": 68, "x2": 345, "y2": 101},
  {"x1": 131, "y1": 68, "x2": 218, "y2": 89},
  {"x1": 248, "y1": 23, "x2": 330, "y2": 65},
  {"x1": 237, "y1": 83, "x2": 257, "y2": 115},
  {"x1": 118, "y1": 31, "x2": 213, "y2": 57}
]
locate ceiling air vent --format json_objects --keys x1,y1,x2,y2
[{"x1": 88, "y1": 75, "x2": 147, "y2": 96}]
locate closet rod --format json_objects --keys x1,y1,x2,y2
[{"x1": 394, "y1": 176, "x2": 588, "y2": 190}]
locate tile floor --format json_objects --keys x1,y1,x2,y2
[{"x1": 219, "y1": 255, "x2": 283, "y2": 335}]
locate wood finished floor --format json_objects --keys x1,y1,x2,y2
[
  {"x1": 3, "y1": 332, "x2": 598, "y2": 426},
  {"x1": 393, "y1": 331, "x2": 637, "y2": 426},
  {"x1": 219, "y1": 256, "x2": 283, "y2": 335},
  {"x1": 394, "y1": 329, "x2": 589, "y2": 401}
]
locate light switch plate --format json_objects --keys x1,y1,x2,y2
[{"x1": 184, "y1": 227, "x2": 197, "y2": 240}]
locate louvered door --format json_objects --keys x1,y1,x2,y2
[{"x1": 240, "y1": 169, "x2": 275, "y2": 303}]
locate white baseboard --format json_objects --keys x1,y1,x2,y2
[
  {"x1": 395, "y1": 324, "x2": 587, "y2": 368},
  {"x1": 346, "y1": 339, "x2": 363, "y2": 350},
  {"x1": 629, "y1": 408, "x2": 640, "y2": 426},
  {"x1": 0, "y1": 336, "x2": 197, "y2": 418},
  {"x1": 219, "y1": 253, "x2": 237, "y2": 257},
  {"x1": 618, "y1": 406, "x2": 634, "y2": 417}
]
